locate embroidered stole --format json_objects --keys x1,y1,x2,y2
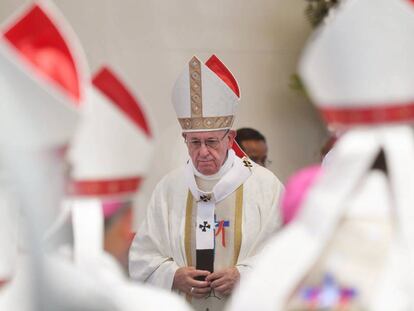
[
  {"x1": 184, "y1": 153, "x2": 251, "y2": 276},
  {"x1": 184, "y1": 185, "x2": 244, "y2": 309},
  {"x1": 183, "y1": 151, "x2": 252, "y2": 309}
]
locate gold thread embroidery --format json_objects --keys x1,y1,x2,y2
[
  {"x1": 189, "y1": 57, "x2": 202, "y2": 118},
  {"x1": 184, "y1": 191, "x2": 194, "y2": 303},
  {"x1": 185, "y1": 191, "x2": 193, "y2": 266},
  {"x1": 178, "y1": 116, "x2": 234, "y2": 131},
  {"x1": 233, "y1": 185, "x2": 243, "y2": 265}
]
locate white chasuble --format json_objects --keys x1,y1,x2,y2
[{"x1": 129, "y1": 151, "x2": 284, "y2": 311}]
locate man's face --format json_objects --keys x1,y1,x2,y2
[
  {"x1": 103, "y1": 203, "x2": 134, "y2": 271},
  {"x1": 184, "y1": 130, "x2": 236, "y2": 175},
  {"x1": 240, "y1": 139, "x2": 268, "y2": 167}
]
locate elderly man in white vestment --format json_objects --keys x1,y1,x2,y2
[{"x1": 129, "y1": 55, "x2": 284, "y2": 311}]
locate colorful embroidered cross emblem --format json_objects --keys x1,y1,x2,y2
[
  {"x1": 300, "y1": 273, "x2": 358, "y2": 309},
  {"x1": 200, "y1": 194, "x2": 212, "y2": 202},
  {"x1": 215, "y1": 215, "x2": 230, "y2": 247},
  {"x1": 199, "y1": 221, "x2": 211, "y2": 232},
  {"x1": 243, "y1": 159, "x2": 252, "y2": 168}
]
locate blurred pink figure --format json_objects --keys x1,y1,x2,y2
[{"x1": 281, "y1": 165, "x2": 322, "y2": 225}]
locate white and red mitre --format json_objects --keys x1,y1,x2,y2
[
  {"x1": 0, "y1": 0, "x2": 88, "y2": 291},
  {"x1": 299, "y1": 0, "x2": 414, "y2": 128},
  {"x1": 229, "y1": 1, "x2": 414, "y2": 310},
  {"x1": 172, "y1": 55, "x2": 240, "y2": 132},
  {"x1": 0, "y1": 1, "x2": 88, "y2": 149},
  {"x1": 69, "y1": 66, "x2": 153, "y2": 199},
  {"x1": 67, "y1": 67, "x2": 153, "y2": 268}
]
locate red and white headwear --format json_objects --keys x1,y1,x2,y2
[
  {"x1": 172, "y1": 55, "x2": 240, "y2": 132},
  {"x1": 67, "y1": 66, "x2": 153, "y2": 266},
  {"x1": 233, "y1": 0, "x2": 414, "y2": 309},
  {"x1": 0, "y1": 1, "x2": 88, "y2": 149},
  {"x1": 69, "y1": 66, "x2": 153, "y2": 199},
  {"x1": 0, "y1": 0, "x2": 88, "y2": 288},
  {"x1": 299, "y1": 0, "x2": 414, "y2": 129}
]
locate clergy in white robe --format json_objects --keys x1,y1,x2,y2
[
  {"x1": 129, "y1": 55, "x2": 284, "y2": 311},
  {"x1": 0, "y1": 1, "x2": 116, "y2": 309},
  {"x1": 228, "y1": 0, "x2": 414, "y2": 309}
]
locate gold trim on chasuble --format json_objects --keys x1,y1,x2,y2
[
  {"x1": 233, "y1": 185, "x2": 243, "y2": 265},
  {"x1": 183, "y1": 186, "x2": 244, "y2": 301},
  {"x1": 185, "y1": 191, "x2": 194, "y2": 267},
  {"x1": 184, "y1": 191, "x2": 194, "y2": 303}
]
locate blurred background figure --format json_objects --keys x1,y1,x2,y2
[
  {"x1": 279, "y1": 130, "x2": 339, "y2": 226},
  {"x1": 67, "y1": 66, "x2": 154, "y2": 274},
  {"x1": 279, "y1": 132, "x2": 338, "y2": 226},
  {"x1": 236, "y1": 127, "x2": 269, "y2": 167},
  {"x1": 280, "y1": 165, "x2": 322, "y2": 226},
  {"x1": 0, "y1": 1, "x2": 119, "y2": 310},
  {"x1": 102, "y1": 200, "x2": 135, "y2": 270},
  {"x1": 228, "y1": 0, "x2": 414, "y2": 310}
]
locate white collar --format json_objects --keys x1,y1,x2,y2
[{"x1": 185, "y1": 150, "x2": 251, "y2": 203}]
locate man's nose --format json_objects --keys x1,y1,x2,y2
[{"x1": 199, "y1": 143, "x2": 210, "y2": 156}]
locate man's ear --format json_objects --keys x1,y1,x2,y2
[{"x1": 227, "y1": 130, "x2": 236, "y2": 147}]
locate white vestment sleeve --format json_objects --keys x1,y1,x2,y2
[
  {"x1": 129, "y1": 180, "x2": 179, "y2": 290},
  {"x1": 236, "y1": 169, "x2": 284, "y2": 278}
]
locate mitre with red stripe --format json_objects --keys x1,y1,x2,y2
[
  {"x1": 69, "y1": 66, "x2": 153, "y2": 198},
  {"x1": 0, "y1": 1, "x2": 88, "y2": 148},
  {"x1": 172, "y1": 55, "x2": 240, "y2": 132},
  {"x1": 299, "y1": 0, "x2": 414, "y2": 128},
  {"x1": 0, "y1": 0, "x2": 88, "y2": 288}
]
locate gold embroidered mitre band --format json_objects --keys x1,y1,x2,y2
[{"x1": 178, "y1": 115, "x2": 234, "y2": 131}]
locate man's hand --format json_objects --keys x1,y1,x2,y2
[
  {"x1": 205, "y1": 267, "x2": 240, "y2": 296},
  {"x1": 172, "y1": 267, "x2": 211, "y2": 298}
]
